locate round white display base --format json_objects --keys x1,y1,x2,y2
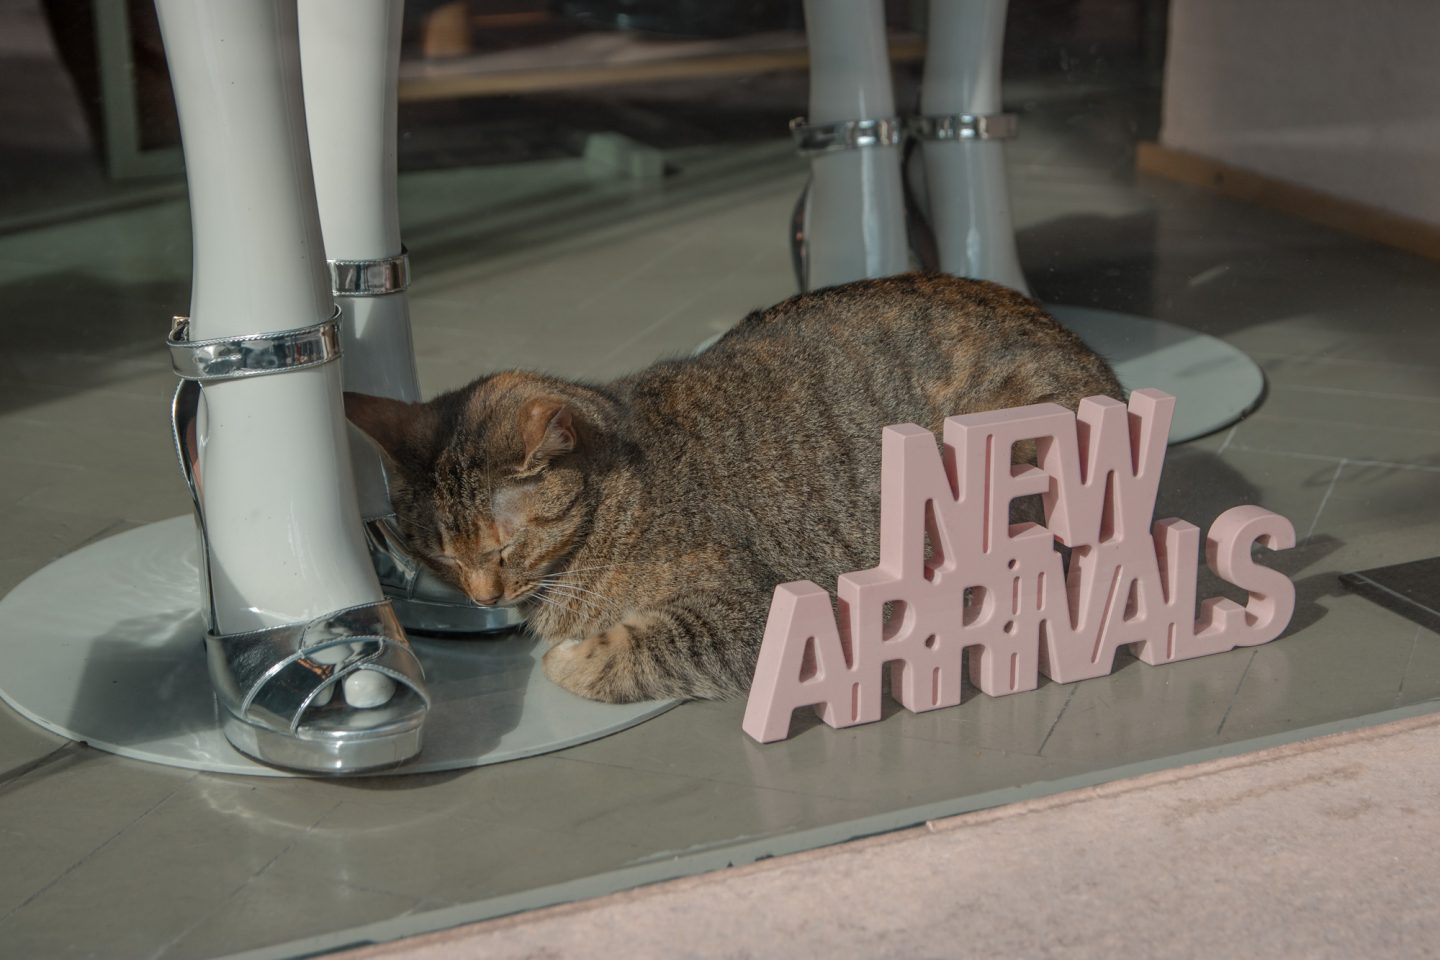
[
  {"x1": 0, "y1": 517, "x2": 675, "y2": 777},
  {"x1": 1047, "y1": 305, "x2": 1264, "y2": 443}
]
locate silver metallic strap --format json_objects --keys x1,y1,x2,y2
[
  {"x1": 205, "y1": 599, "x2": 429, "y2": 734},
  {"x1": 907, "y1": 113, "x2": 1018, "y2": 142},
  {"x1": 789, "y1": 116, "x2": 903, "y2": 156},
  {"x1": 167, "y1": 307, "x2": 343, "y2": 381},
  {"x1": 328, "y1": 248, "x2": 410, "y2": 297}
]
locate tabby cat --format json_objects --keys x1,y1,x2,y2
[{"x1": 346, "y1": 273, "x2": 1122, "y2": 703}]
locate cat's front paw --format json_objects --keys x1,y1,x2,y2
[{"x1": 543, "y1": 624, "x2": 638, "y2": 703}]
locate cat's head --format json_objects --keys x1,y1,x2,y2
[{"x1": 346, "y1": 372, "x2": 609, "y2": 609}]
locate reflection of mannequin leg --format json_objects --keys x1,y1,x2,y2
[
  {"x1": 914, "y1": 0, "x2": 1026, "y2": 292},
  {"x1": 795, "y1": 0, "x2": 907, "y2": 290},
  {"x1": 911, "y1": 0, "x2": 1266, "y2": 442},
  {"x1": 156, "y1": 0, "x2": 427, "y2": 771},
  {"x1": 297, "y1": 0, "x2": 523, "y2": 636}
]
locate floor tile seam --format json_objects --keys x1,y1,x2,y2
[
  {"x1": 569, "y1": 225, "x2": 715, "y2": 317},
  {"x1": 1303, "y1": 459, "x2": 1347, "y2": 545},
  {"x1": 1270, "y1": 384, "x2": 1440, "y2": 405},
  {"x1": 1215, "y1": 424, "x2": 1239, "y2": 455},
  {"x1": 1394, "y1": 626, "x2": 1425, "y2": 705},
  {"x1": 883, "y1": 728, "x2": 1052, "y2": 760},
  {"x1": 533, "y1": 171, "x2": 798, "y2": 253},
  {"x1": 434, "y1": 159, "x2": 797, "y2": 259},
  {"x1": 1248, "y1": 351, "x2": 1440, "y2": 373},
  {"x1": 1214, "y1": 649, "x2": 1259, "y2": 737},
  {"x1": 0, "y1": 739, "x2": 84, "y2": 790},
  {"x1": 0, "y1": 412, "x2": 175, "y2": 444},
  {"x1": 0, "y1": 377, "x2": 174, "y2": 402},
  {"x1": 0, "y1": 408, "x2": 168, "y2": 434},
  {"x1": 258, "y1": 827, "x2": 651, "y2": 909},
  {"x1": 1035, "y1": 685, "x2": 1078, "y2": 757},
  {"x1": 0, "y1": 779, "x2": 189, "y2": 925},
  {"x1": 0, "y1": 374, "x2": 176, "y2": 399},
  {"x1": 154, "y1": 874, "x2": 439, "y2": 959},
  {"x1": 595, "y1": 268, "x2": 743, "y2": 365},
  {"x1": 299, "y1": 792, "x2": 581, "y2": 835},
  {"x1": 14, "y1": 483, "x2": 165, "y2": 521},
  {"x1": 1224, "y1": 443, "x2": 1440, "y2": 474},
  {"x1": 256, "y1": 861, "x2": 452, "y2": 907},
  {"x1": 1243, "y1": 412, "x2": 1440, "y2": 439},
  {"x1": 529, "y1": 752, "x2": 873, "y2": 806},
  {"x1": 307, "y1": 787, "x2": 707, "y2": 851},
  {"x1": 147, "y1": 798, "x2": 356, "y2": 960}
]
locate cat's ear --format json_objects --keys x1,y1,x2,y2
[
  {"x1": 344, "y1": 393, "x2": 439, "y2": 470},
  {"x1": 518, "y1": 397, "x2": 577, "y2": 471}
]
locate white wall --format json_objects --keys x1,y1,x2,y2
[{"x1": 1161, "y1": 0, "x2": 1440, "y2": 226}]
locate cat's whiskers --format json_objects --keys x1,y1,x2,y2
[
  {"x1": 542, "y1": 563, "x2": 622, "y2": 579},
  {"x1": 527, "y1": 591, "x2": 564, "y2": 612},
  {"x1": 541, "y1": 581, "x2": 621, "y2": 614},
  {"x1": 524, "y1": 590, "x2": 575, "y2": 633},
  {"x1": 538, "y1": 581, "x2": 624, "y2": 623},
  {"x1": 535, "y1": 581, "x2": 613, "y2": 618}
]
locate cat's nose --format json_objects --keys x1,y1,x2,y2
[{"x1": 462, "y1": 572, "x2": 504, "y2": 606}]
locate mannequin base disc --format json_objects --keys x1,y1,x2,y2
[
  {"x1": 0, "y1": 516, "x2": 676, "y2": 777},
  {"x1": 1048, "y1": 305, "x2": 1265, "y2": 443}
]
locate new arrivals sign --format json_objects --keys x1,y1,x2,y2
[{"x1": 744, "y1": 390, "x2": 1295, "y2": 743}]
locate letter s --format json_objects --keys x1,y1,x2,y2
[{"x1": 1207, "y1": 505, "x2": 1296, "y2": 647}]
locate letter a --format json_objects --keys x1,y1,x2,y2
[{"x1": 744, "y1": 582, "x2": 872, "y2": 743}]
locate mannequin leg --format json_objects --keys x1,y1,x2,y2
[
  {"x1": 294, "y1": 0, "x2": 524, "y2": 636},
  {"x1": 796, "y1": 0, "x2": 908, "y2": 290},
  {"x1": 158, "y1": 0, "x2": 378, "y2": 629},
  {"x1": 298, "y1": 0, "x2": 417, "y2": 527},
  {"x1": 916, "y1": 0, "x2": 1028, "y2": 292},
  {"x1": 156, "y1": 0, "x2": 427, "y2": 771}
]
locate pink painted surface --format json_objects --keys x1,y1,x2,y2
[{"x1": 742, "y1": 389, "x2": 1296, "y2": 744}]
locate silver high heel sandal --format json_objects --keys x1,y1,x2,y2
[
  {"x1": 787, "y1": 112, "x2": 1019, "y2": 289},
  {"x1": 902, "y1": 110, "x2": 1019, "y2": 276},
  {"x1": 169, "y1": 311, "x2": 431, "y2": 774},
  {"x1": 329, "y1": 249, "x2": 525, "y2": 638},
  {"x1": 786, "y1": 115, "x2": 904, "y2": 291}
]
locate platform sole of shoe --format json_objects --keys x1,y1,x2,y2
[
  {"x1": 391, "y1": 595, "x2": 527, "y2": 638},
  {"x1": 219, "y1": 707, "x2": 424, "y2": 775}
]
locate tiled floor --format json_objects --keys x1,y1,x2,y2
[{"x1": 2, "y1": 76, "x2": 1439, "y2": 959}]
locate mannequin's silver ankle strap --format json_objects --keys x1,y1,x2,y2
[
  {"x1": 789, "y1": 116, "x2": 904, "y2": 156},
  {"x1": 328, "y1": 248, "x2": 410, "y2": 297},
  {"x1": 167, "y1": 307, "x2": 343, "y2": 381},
  {"x1": 907, "y1": 113, "x2": 1018, "y2": 142}
]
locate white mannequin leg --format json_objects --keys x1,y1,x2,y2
[
  {"x1": 298, "y1": 0, "x2": 418, "y2": 524},
  {"x1": 799, "y1": 0, "x2": 908, "y2": 290},
  {"x1": 155, "y1": 0, "x2": 381, "y2": 635},
  {"x1": 298, "y1": 0, "x2": 419, "y2": 404},
  {"x1": 295, "y1": 0, "x2": 524, "y2": 637},
  {"x1": 918, "y1": 0, "x2": 1028, "y2": 292}
]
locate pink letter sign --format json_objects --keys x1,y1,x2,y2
[{"x1": 742, "y1": 389, "x2": 1296, "y2": 743}]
